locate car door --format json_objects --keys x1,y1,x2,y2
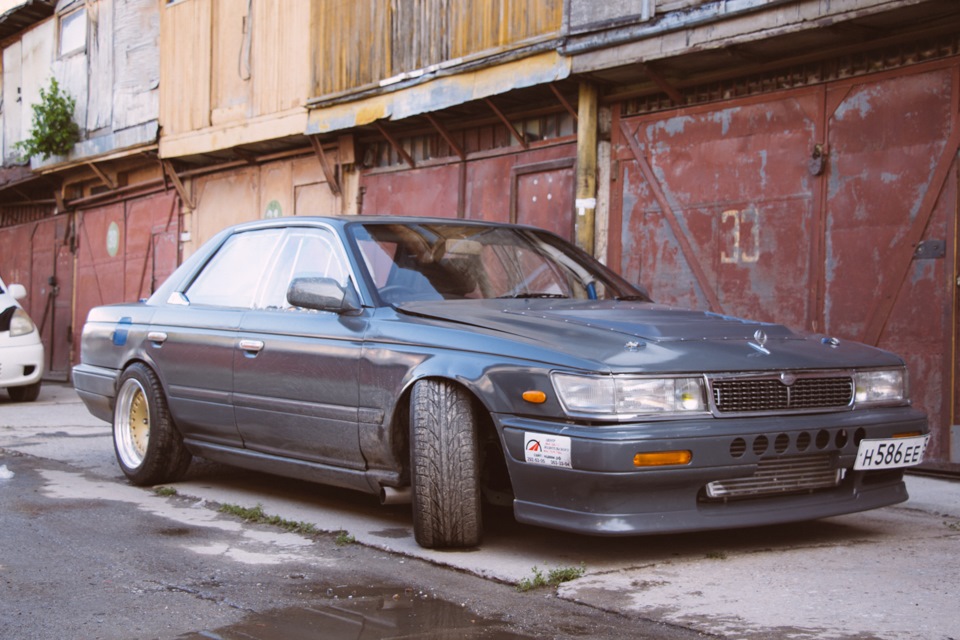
[
  {"x1": 233, "y1": 227, "x2": 367, "y2": 469},
  {"x1": 148, "y1": 228, "x2": 287, "y2": 446}
]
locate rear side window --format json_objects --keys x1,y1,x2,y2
[{"x1": 185, "y1": 229, "x2": 284, "y2": 308}]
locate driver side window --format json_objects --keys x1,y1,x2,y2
[{"x1": 256, "y1": 228, "x2": 348, "y2": 310}]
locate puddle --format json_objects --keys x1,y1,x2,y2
[{"x1": 175, "y1": 586, "x2": 533, "y2": 639}]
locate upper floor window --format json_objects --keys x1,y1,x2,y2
[{"x1": 59, "y1": 7, "x2": 87, "y2": 57}]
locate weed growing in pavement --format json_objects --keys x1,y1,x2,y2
[
  {"x1": 516, "y1": 563, "x2": 586, "y2": 592},
  {"x1": 334, "y1": 530, "x2": 356, "y2": 546},
  {"x1": 706, "y1": 550, "x2": 728, "y2": 560},
  {"x1": 218, "y1": 502, "x2": 318, "y2": 536},
  {"x1": 153, "y1": 486, "x2": 178, "y2": 497},
  {"x1": 945, "y1": 520, "x2": 960, "y2": 531}
]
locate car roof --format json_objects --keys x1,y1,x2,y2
[{"x1": 225, "y1": 215, "x2": 539, "y2": 234}]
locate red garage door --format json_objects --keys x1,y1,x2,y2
[
  {"x1": 0, "y1": 213, "x2": 74, "y2": 379},
  {"x1": 613, "y1": 58, "x2": 959, "y2": 462},
  {"x1": 74, "y1": 191, "x2": 180, "y2": 364},
  {"x1": 361, "y1": 143, "x2": 577, "y2": 238}
]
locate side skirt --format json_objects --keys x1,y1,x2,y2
[{"x1": 184, "y1": 439, "x2": 401, "y2": 495}]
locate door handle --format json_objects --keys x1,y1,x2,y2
[
  {"x1": 239, "y1": 339, "x2": 264, "y2": 354},
  {"x1": 147, "y1": 331, "x2": 167, "y2": 345}
]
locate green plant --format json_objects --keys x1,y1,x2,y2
[
  {"x1": 334, "y1": 530, "x2": 356, "y2": 546},
  {"x1": 218, "y1": 502, "x2": 318, "y2": 536},
  {"x1": 516, "y1": 563, "x2": 586, "y2": 592},
  {"x1": 14, "y1": 77, "x2": 80, "y2": 161},
  {"x1": 153, "y1": 486, "x2": 178, "y2": 497}
]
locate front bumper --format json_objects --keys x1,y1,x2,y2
[
  {"x1": 0, "y1": 338, "x2": 44, "y2": 388},
  {"x1": 494, "y1": 406, "x2": 927, "y2": 535}
]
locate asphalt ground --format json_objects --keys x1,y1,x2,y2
[{"x1": 2, "y1": 383, "x2": 959, "y2": 639}]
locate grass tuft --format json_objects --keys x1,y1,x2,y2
[
  {"x1": 516, "y1": 563, "x2": 586, "y2": 592},
  {"x1": 218, "y1": 502, "x2": 318, "y2": 536}
]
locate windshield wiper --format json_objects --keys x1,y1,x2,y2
[
  {"x1": 614, "y1": 294, "x2": 650, "y2": 301},
  {"x1": 498, "y1": 293, "x2": 569, "y2": 299}
]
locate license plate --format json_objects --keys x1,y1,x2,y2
[{"x1": 854, "y1": 435, "x2": 929, "y2": 470}]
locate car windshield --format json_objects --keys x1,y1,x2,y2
[{"x1": 349, "y1": 221, "x2": 646, "y2": 304}]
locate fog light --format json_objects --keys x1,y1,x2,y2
[
  {"x1": 522, "y1": 390, "x2": 547, "y2": 404},
  {"x1": 633, "y1": 450, "x2": 692, "y2": 467}
]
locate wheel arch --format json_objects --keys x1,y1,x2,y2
[{"x1": 389, "y1": 373, "x2": 514, "y2": 500}]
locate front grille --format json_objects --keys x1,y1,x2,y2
[
  {"x1": 705, "y1": 455, "x2": 842, "y2": 500},
  {"x1": 710, "y1": 375, "x2": 853, "y2": 414}
]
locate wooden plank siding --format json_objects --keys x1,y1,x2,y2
[
  {"x1": 251, "y1": 1, "x2": 311, "y2": 116},
  {"x1": 160, "y1": 0, "x2": 212, "y2": 136},
  {"x1": 161, "y1": 0, "x2": 310, "y2": 138},
  {"x1": 311, "y1": 0, "x2": 563, "y2": 99}
]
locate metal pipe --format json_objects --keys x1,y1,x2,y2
[{"x1": 379, "y1": 486, "x2": 412, "y2": 505}]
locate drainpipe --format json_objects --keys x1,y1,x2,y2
[{"x1": 575, "y1": 82, "x2": 598, "y2": 255}]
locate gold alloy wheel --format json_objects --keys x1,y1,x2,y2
[
  {"x1": 115, "y1": 378, "x2": 150, "y2": 470},
  {"x1": 128, "y1": 387, "x2": 150, "y2": 458}
]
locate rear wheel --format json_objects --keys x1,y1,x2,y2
[
  {"x1": 114, "y1": 363, "x2": 191, "y2": 485},
  {"x1": 410, "y1": 379, "x2": 483, "y2": 548}
]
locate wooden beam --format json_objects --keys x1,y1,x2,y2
[
  {"x1": 373, "y1": 123, "x2": 416, "y2": 168},
  {"x1": 161, "y1": 160, "x2": 196, "y2": 210},
  {"x1": 309, "y1": 135, "x2": 343, "y2": 197},
  {"x1": 232, "y1": 148, "x2": 259, "y2": 165},
  {"x1": 484, "y1": 98, "x2": 529, "y2": 149},
  {"x1": 424, "y1": 114, "x2": 466, "y2": 161},
  {"x1": 86, "y1": 162, "x2": 117, "y2": 190},
  {"x1": 637, "y1": 62, "x2": 683, "y2": 105},
  {"x1": 549, "y1": 83, "x2": 578, "y2": 122},
  {"x1": 575, "y1": 82, "x2": 598, "y2": 255}
]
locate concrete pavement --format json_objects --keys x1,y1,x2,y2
[{"x1": 2, "y1": 383, "x2": 958, "y2": 639}]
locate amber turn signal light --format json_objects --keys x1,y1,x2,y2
[
  {"x1": 522, "y1": 390, "x2": 547, "y2": 404},
  {"x1": 634, "y1": 450, "x2": 693, "y2": 467}
]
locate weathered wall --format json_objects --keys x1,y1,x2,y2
[{"x1": 613, "y1": 57, "x2": 959, "y2": 461}]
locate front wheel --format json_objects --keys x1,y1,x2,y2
[
  {"x1": 113, "y1": 363, "x2": 191, "y2": 485},
  {"x1": 410, "y1": 379, "x2": 483, "y2": 548},
  {"x1": 7, "y1": 381, "x2": 40, "y2": 402}
]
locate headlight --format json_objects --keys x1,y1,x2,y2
[
  {"x1": 552, "y1": 373, "x2": 706, "y2": 419},
  {"x1": 9, "y1": 308, "x2": 37, "y2": 337},
  {"x1": 854, "y1": 369, "x2": 907, "y2": 406}
]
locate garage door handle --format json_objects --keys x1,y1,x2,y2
[
  {"x1": 147, "y1": 331, "x2": 167, "y2": 345},
  {"x1": 239, "y1": 339, "x2": 264, "y2": 354}
]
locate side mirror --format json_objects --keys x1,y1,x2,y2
[
  {"x1": 8, "y1": 283, "x2": 27, "y2": 300},
  {"x1": 287, "y1": 277, "x2": 361, "y2": 315}
]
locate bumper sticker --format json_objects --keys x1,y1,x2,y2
[{"x1": 524, "y1": 433, "x2": 572, "y2": 468}]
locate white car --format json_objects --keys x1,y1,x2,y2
[{"x1": 0, "y1": 276, "x2": 44, "y2": 402}]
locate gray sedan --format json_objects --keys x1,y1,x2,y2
[{"x1": 73, "y1": 216, "x2": 929, "y2": 548}]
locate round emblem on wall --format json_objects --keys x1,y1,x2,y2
[
  {"x1": 264, "y1": 200, "x2": 283, "y2": 219},
  {"x1": 106, "y1": 221, "x2": 120, "y2": 257}
]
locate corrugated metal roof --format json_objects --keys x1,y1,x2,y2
[{"x1": 306, "y1": 51, "x2": 570, "y2": 136}]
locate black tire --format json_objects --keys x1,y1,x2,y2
[
  {"x1": 113, "y1": 362, "x2": 191, "y2": 486},
  {"x1": 410, "y1": 379, "x2": 483, "y2": 548},
  {"x1": 7, "y1": 381, "x2": 41, "y2": 402}
]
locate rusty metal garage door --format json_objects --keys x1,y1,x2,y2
[
  {"x1": 0, "y1": 213, "x2": 73, "y2": 379},
  {"x1": 74, "y1": 191, "x2": 180, "y2": 365},
  {"x1": 613, "y1": 58, "x2": 959, "y2": 462},
  {"x1": 360, "y1": 143, "x2": 576, "y2": 238}
]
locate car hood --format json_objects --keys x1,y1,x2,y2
[{"x1": 397, "y1": 299, "x2": 902, "y2": 372}]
